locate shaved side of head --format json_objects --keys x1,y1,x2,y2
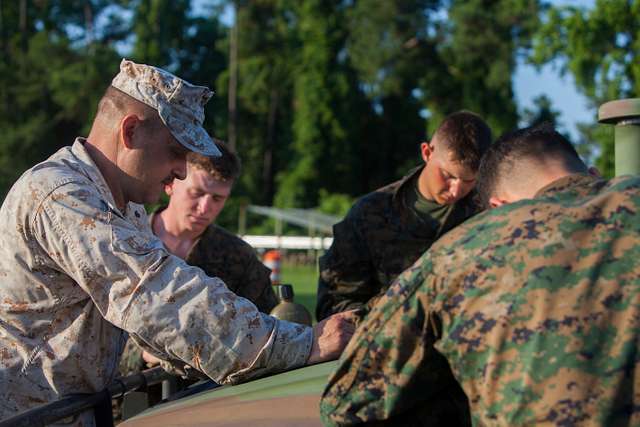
[
  {"x1": 476, "y1": 123, "x2": 588, "y2": 209},
  {"x1": 93, "y1": 86, "x2": 163, "y2": 134}
]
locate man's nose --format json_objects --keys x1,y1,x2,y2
[
  {"x1": 450, "y1": 181, "x2": 461, "y2": 198},
  {"x1": 199, "y1": 196, "x2": 213, "y2": 214}
]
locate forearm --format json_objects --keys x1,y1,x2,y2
[
  {"x1": 121, "y1": 258, "x2": 312, "y2": 384},
  {"x1": 35, "y1": 186, "x2": 313, "y2": 385}
]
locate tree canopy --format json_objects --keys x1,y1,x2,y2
[
  {"x1": 531, "y1": 0, "x2": 640, "y2": 176},
  {"x1": 0, "y1": 0, "x2": 624, "y2": 230}
]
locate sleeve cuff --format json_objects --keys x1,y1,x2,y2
[{"x1": 223, "y1": 319, "x2": 313, "y2": 384}]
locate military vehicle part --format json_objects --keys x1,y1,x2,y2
[
  {"x1": 598, "y1": 98, "x2": 640, "y2": 176},
  {"x1": 0, "y1": 367, "x2": 172, "y2": 427},
  {"x1": 120, "y1": 361, "x2": 339, "y2": 427},
  {"x1": 270, "y1": 284, "x2": 313, "y2": 326}
]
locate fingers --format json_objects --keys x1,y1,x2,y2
[
  {"x1": 332, "y1": 313, "x2": 357, "y2": 341},
  {"x1": 336, "y1": 309, "x2": 359, "y2": 320},
  {"x1": 331, "y1": 309, "x2": 359, "y2": 326},
  {"x1": 338, "y1": 318, "x2": 356, "y2": 334},
  {"x1": 307, "y1": 311, "x2": 358, "y2": 365}
]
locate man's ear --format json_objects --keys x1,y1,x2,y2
[
  {"x1": 164, "y1": 180, "x2": 174, "y2": 196},
  {"x1": 120, "y1": 114, "x2": 141, "y2": 150},
  {"x1": 489, "y1": 196, "x2": 508, "y2": 209},
  {"x1": 420, "y1": 141, "x2": 433, "y2": 163}
]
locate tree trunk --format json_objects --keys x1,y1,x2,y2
[
  {"x1": 84, "y1": 1, "x2": 94, "y2": 45},
  {"x1": 263, "y1": 88, "x2": 279, "y2": 205},
  {"x1": 0, "y1": 0, "x2": 4, "y2": 54},
  {"x1": 19, "y1": 0, "x2": 27, "y2": 52},
  {"x1": 227, "y1": 2, "x2": 239, "y2": 150}
]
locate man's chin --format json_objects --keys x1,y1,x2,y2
[
  {"x1": 186, "y1": 220, "x2": 209, "y2": 233},
  {"x1": 438, "y1": 196, "x2": 456, "y2": 205}
]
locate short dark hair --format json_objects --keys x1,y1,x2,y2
[
  {"x1": 434, "y1": 111, "x2": 493, "y2": 171},
  {"x1": 476, "y1": 123, "x2": 586, "y2": 209},
  {"x1": 187, "y1": 140, "x2": 241, "y2": 183},
  {"x1": 96, "y1": 86, "x2": 162, "y2": 130}
]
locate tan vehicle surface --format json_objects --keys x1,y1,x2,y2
[{"x1": 121, "y1": 361, "x2": 338, "y2": 427}]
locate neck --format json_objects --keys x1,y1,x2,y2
[
  {"x1": 519, "y1": 163, "x2": 581, "y2": 199},
  {"x1": 416, "y1": 167, "x2": 434, "y2": 201},
  {"x1": 153, "y1": 207, "x2": 202, "y2": 258},
  {"x1": 84, "y1": 136, "x2": 127, "y2": 212}
]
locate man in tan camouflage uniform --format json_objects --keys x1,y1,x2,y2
[
  {"x1": 119, "y1": 142, "x2": 277, "y2": 376},
  {"x1": 320, "y1": 124, "x2": 640, "y2": 426},
  {"x1": 0, "y1": 59, "x2": 354, "y2": 425},
  {"x1": 316, "y1": 111, "x2": 492, "y2": 323}
]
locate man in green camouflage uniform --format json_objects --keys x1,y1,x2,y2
[
  {"x1": 316, "y1": 111, "x2": 492, "y2": 322},
  {"x1": 119, "y1": 142, "x2": 278, "y2": 378},
  {"x1": 320, "y1": 125, "x2": 640, "y2": 426}
]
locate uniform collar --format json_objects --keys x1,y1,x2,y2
[
  {"x1": 534, "y1": 173, "x2": 597, "y2": 199},
  {"x1": 70, "y1": 137, "x2": 127, "y2": 216},
  {"x1": 392, "y1": 165, "x2": 424, "y2": 210}
]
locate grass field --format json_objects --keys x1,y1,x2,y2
[{"x1": 280, "y1": 263, "x2": 318, "y2": 322}]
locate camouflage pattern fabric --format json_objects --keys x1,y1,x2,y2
[
  {"x1": 118, "y1": 216, "x2": 278, "y2": 378},
  {"x1": 316, "y1": 166, "x2": 477, "y2": 321},
  {"x1": 320, "y1": 174, "x2": 640, "y2": 426},
  {"x1": 0, "y1": 139, "x2": 312, "y2": 426},
  {"x1": 118, "y1": 338, "x2": 145, "y2": 377},
  {"x1": 111, "y1": 59, "x2": 221, "y2": 157},
  {"x1": 172, "y1": 216, "x2": 278, "y2": 314}
]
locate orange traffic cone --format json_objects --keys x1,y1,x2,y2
[{"x1": 263, "y1": 249, "x2": 281, "y2": 285}]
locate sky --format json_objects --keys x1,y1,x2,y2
[
  {"x1": 513, "y1": 0, "x2": 596, "y2": 139},
  {"x1": 515, "y1": 61, "x2": 593, "y2": 140}
]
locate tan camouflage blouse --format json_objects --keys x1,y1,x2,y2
[{"x1": 0, "y1": 139, "x2": 312, "y2": 425}]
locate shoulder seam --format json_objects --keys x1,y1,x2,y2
[{"x1": 30, "y1": 178, "x2": 85, "y2": 231}]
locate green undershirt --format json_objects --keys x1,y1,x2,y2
[{"x1": 404, "y1": 175, "x2": 455, "y2": 236}]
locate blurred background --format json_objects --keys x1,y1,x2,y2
[{"x1": 1, "y1": 0, "x2": 637, "y2": 314}]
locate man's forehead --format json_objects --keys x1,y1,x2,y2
[
  {"x1": 440, "y1": 151, "x2": 476, "y2": 179},
  {"x1": 186, "y1": 165, "x2": 232, "y2": 194},
  {"x1": 432, "y1": 139, "x2": 464, "y2": 164}
]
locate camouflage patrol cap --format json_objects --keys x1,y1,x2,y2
[{"x1": 111, "y1": 59, "x2": 221, "y2": 157}]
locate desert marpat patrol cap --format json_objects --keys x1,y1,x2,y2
[{"x1": 111, "y1": 59, "x2": 221, "y2": 157}]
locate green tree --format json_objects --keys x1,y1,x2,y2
[
  {"x1": 521, "y1": 94, "x2": 561, "y2": 128},
  {"x1": 131, "y1": 0, "x2": 191, "y2": 66},
  {"x1": 274, "y1": 0, "x2": 350, "y2": 208},
  {"x1": 0, "y1": 1, "x2": 122, "y2": 197},
  {"x1": 217, "y1": 0, "x2": 299, "y2": 206},
  {"x1": 532, "y1": 0, "x2": 640, "y2": 176},
  {"x1": 429, "y1": 0, "x2": 541, "y2": 136},
  {"x1": 345, "y1": 0, "x2": 441, "y2": 187}
]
